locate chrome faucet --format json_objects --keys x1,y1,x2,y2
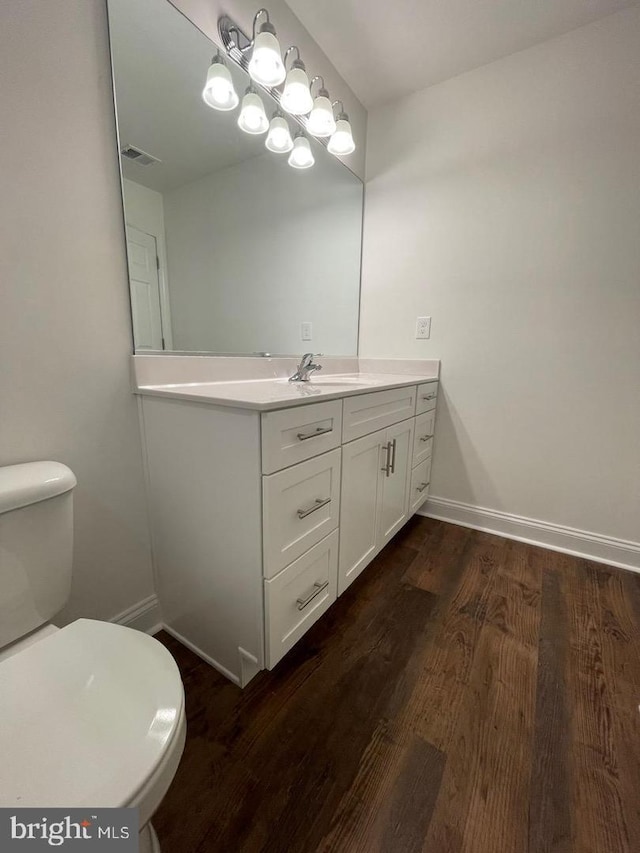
[{"x1": 289, "y1": 352, "x2": 323, "y2": 382}]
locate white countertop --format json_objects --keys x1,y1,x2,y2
[{"x1": 136, "y1": 372, "x2": 439, "y2": 411}]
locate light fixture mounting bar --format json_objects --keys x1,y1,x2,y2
[{"x1": 219, "y1": 15, "x2": 253, "y2": 65}]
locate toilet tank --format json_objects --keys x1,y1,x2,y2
[{"x1": 0, "y1": 462, "x2": 77, "y2": 650}]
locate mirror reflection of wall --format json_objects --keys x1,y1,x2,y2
[{"x1": 108, "y1": 0, "x2": 363, "y2": 356}]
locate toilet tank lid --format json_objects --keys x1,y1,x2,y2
[{"x1": 0, "y1": 462, "x2": 77, "y2": 514}]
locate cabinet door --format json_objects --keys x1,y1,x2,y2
[
  {"x1": 379, "y1": 418, "x2": 415, "y2": 547},
  {"x1": 338, "y1": 429, "x2": 385, "y2": 594}
]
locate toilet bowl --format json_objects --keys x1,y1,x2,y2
[{"x1": 0, "y1": 462, "x2": 186, "y2": 851}]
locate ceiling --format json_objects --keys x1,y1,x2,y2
[{"x1": 283, "y1": 0, "x2": 639, "y2": 107}]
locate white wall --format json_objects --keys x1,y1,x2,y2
[
  {"x1": 360, "y1": 7, "x2": 640, "y2": 544},
  {"x1": 0, "y1": 0, "x2": 155, "y2": 622},
  {"x1": 162, "y1": 153, "x2": 362, "y2": 354}
]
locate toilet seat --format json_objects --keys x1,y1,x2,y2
[{"x1": 0, "y1": 619, "x2": 185, "y2": 811}]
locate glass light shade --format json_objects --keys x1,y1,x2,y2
[
  {"x1": 237, "y1": 91, "x2": 269, "y2": 134},
  {"x1": 248, "y1": 29, "x2": 286, "y2": 87},
  {"x1": 280, "y1": 66, "x2": 313, "y2": 115},
  {"x1": 306, "y1": 94, "x2": 337, "y2": 137},
  {"x1": 202, "y1": 61, "x2": 239, "y2": 111},
  {"x1": 265, "y1": 115, "x2": 293, "y2": 153},
  {"x1": 288, "y1": 136, "x2": 314, "y2": 169},
  {"x1": 327, "y1": 117, "x2": 355, "y2": 155}
]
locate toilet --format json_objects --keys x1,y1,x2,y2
[{"x1": 0, "y1": 461, "x2": 186, "y2": 853}]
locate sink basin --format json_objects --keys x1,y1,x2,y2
[
  {"x1": 278, "y1": 375, "x2": 383, "y2": 388},
  {"x1": 276, "y1": 375, "x2": 380, "y2": 388},
  {"x1": 310, "y1": 376, "x2": 372, "y2": 385}
]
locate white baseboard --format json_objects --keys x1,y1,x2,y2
[
  {"x1": 112, "y1": 594, "x2": 162, "y2": 635},
  {"x1": 419, "y1": 496, "x2": 640, "y2": 573},
  {"x1": 161, "y1": 624, "x2": 241, "y2": 686}
]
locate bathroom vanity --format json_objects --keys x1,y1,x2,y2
[
  {"x1": 109, "y1": 0, "x2": 440, "y2": 688},
  {"x1": 136, "y1": 360, "x2": 439, "y2": 686}
]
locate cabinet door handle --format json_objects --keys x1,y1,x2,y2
[
  {"x1": 422, "y1": 393, "x2": 437, "y2": 401},
  {"x1": 297, "y1": 580, "x2": 329, "y2": 610},
  {"x1": 419, "y1": 434, "x2": 434, "y2": 442},
  {"x1": 389, "y1": 438, "x2": 397, "y2": 474},
  {"x1": 416, "y1": 482, "x2": 429, "y2": 493},
  {"x1": 297, "y1": 426, "x2": 332, "y2": 442},
  {"x1": 297, "y1": 497, "x2": 331, "y2": 519},
  {"x1": 381, "y1": 442, "x2": 392, "y2": 477}
]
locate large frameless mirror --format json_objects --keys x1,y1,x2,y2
[{"x1": 107, "y1": 0, "x2": 363, "y2": 355}]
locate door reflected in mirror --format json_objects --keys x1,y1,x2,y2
[{"x1": 108, "y1": 0, "x2": 363, "y2": 355}]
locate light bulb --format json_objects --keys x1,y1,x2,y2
[
  {"x1": 202, "y1": 59, "x2": 239, "y2": 111},
  {"x1": 265, "y1": 115, "x2": 293, "y2": 153},
  {"x1": 306, "y1": 91, "x2": 337, "y2": 137},
  {"x1": 288, "y1": 135, "x2": 314, "y2": 169},
  {"x1": 248, "y1": 26, "x2": 286, "y2": 87},
  {"x1": 280, "y1": 63, "x2": 313, "y2": 116},
  {"x1": 237, "y1": 91, "x2": 269, "y2": 135},
  {"x1": 327, "y1": 116, "x2": 355, "y2": 155}
]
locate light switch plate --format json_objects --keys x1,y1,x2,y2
[
  {"x1": 415, "y1": 316, "x2": 431, "y2": 339},
  {"x1": 301, "y1": 321, "x2": 313, "y2": 341}
]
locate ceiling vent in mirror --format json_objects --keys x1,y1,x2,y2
[{"x1": 120, "y1": 145, "x2": 161, "y2": 167}]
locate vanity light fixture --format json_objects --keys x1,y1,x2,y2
[
  {"x1": 217, "y1": 11, "x2": 355, "y2": 155},
  {"x1": 237, "y1": 87, "x2": 269, "y2": 134},
  {"x1": 265, "y1": 112, "x2": 294, "y2": 153},
  {"x1": 247, "y1": 9, "x2": 286, "y2": 87},
  {"x1": 280, "y1": 46, "x2": 314, "y2": 116},
  {"x1": 306, "y1": 76, "x2": 337, "y2": 138},
  {"x1": 327, "y1": 100, "x2": 356, "y2": 156},
  {"x1": 202, "y1": 52, "x2": 239, "y2": 111},
  {"x1": 288, "y1": 132, "x2": 314, "y2": 169}
]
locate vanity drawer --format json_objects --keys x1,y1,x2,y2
[
  {"x1": 264, "y1": 530, "x2": 338, "y2": 669},
  {"x1": 262, "y1": 448, "x2": 341, "y2": 578},
  {"x1": 261, "y1": 400, "x2": 343, "y2": 474},
  {"x1": 413, "y1": 411, "x2": 436, "y2": 465},
  {"x1": 416, "y1": 381, "x2": 439, "y2": 414},
  {"x1": 342, "y1": 386, "x2": 417, "y2": 443},
  {"x1": 409, "y1": 457, "x2": 432, "y2": 514}
]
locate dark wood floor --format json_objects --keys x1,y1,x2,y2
[{"x1": 154, "y1": 517, "x2": 640, "y2": 853}]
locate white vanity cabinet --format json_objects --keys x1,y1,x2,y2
[{"x1": 140, "y1": 379, "x2": 438, "y2": 686}]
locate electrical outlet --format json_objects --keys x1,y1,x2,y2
[
  {"x1": 415, "y1": 316, "x2": 431, "y2": 340},
  {"x1": 301, "y1": 321, "x2": 313, "y2": 341}
]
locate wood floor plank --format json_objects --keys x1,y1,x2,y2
[
  {"x1": 588, "y1": 562, "x2": 640, "y2": 851},
  {"x1": 316, "y1": 526, "x2": 489, "y2": 852},
  {"x1": 381, "y1": 734, "x2": 446, "y2": 853},
  {"x1": 528, "y1": 555, "x2": 572, "y2": 853},
  {"x1": 565, "y1": 558, "x2": 632, "y2": 853},
  {"x1": 413, "y1": 531, "x2": 507, "y2": 752},
  {"x1": 425, "y1": 538, "x2": 541, "y2": 853},
  {"x1": 402, "y1": 516, "x2": 473, "y2": 595}
]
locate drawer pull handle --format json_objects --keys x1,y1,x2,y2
[
  {"x1": 297, "y1": 580, "x2": 329, "y2": 610},
  {"x1": 390, "y1": 438, "x2": 397, "y2": 474},
  {"x1": 422, "y1": 393, "x2": 437, "y2": 401},
  {"x1": 297, "y1": 426, "x2": 333, "y2": 442},
  {"x1": 416, "y1": 482, "x2": 429, "y2": 493},
  {"x1": 297, "y1": 497, "x2": 331, "y2": 519},
  {"x1": 381, "y1": 442, "x2": 392, "y2": 477},
  {"x1": 419, "y1": 434, "x2": 434, "y2": 442}
]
